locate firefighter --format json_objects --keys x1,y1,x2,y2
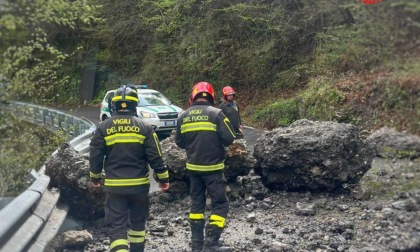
[
  {"x1": 218, "y1": 86, "x2": 243, "y2": 139},
  {"x1": 89, "y1": 85, "x2": 170, "y2": 252},
  {"x1": 108, "y1": 84, "x2": 138, "y2": 117},
  {"x1": 175, "y1": 82, "x2": 236, "y2": 252}
]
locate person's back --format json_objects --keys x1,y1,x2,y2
[
  {"x1": 90, "y1": 85, "x2": 169, "y2": 252},
  {"x1": 176, "y1": 103, "x2": 234, "y2": 171},
  {"x1": 93, "y1": 112, "x2": 161, "y2": 193},
  {"x1": 175, "y1": 82, "x2": 235, "y2": 252}
]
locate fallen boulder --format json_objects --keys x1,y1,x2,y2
[
  {"x1": 253, "y1": 119, "x2": 375, "y2": 192},
  {"x1": 161, "y1": 136, "x2": 256, "y2": 181},
  {"x1": 225, "y1": 138, "x2": 257, "y2": 182},
  {"x1": 366, "y1": 127, "x2": 420, "y2": 159},
  {"x1": 44, "y1": 143, "x2": 105, "y2": 220},
  {"x1": 160, "y1": 136, "x2": 190, "y2": 198},
  {"x1": 229, "y1": 170, "x2": 269, "y2": 201}
]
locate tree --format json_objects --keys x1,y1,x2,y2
[{"x1": 0, "y1": 0, "x2": 101, "y2": 103}]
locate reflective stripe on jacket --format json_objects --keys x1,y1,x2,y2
[
  {"x1": 175, "y1": 101, "x2": 235, "y2": 172},
  {"x1": 89, "y1": 111, "x2": 168, "y2": 194}
]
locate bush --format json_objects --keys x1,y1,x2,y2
[
  {"x1": 314, "y1": 25, "x2": 391, "y2": 74},
  {"x1": 252, "y1": 97, "x2": 299, "y2": 129},
  {"x1": 299, "y1": 78, "x2": 346, "y2": 121},
  {"x1": 0, "y1": 111, "x2": 66, "y2": 196}
]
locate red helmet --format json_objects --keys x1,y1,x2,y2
[
  {"x1": 190, "y1": 82, "x2": 215, "y2": 104},
  {"x1": 222, "y1": 86, "x2": 235, "y2": 100}
]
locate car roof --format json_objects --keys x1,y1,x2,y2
[
  {"x1": 106, "y1": 89, "x2": 160, "y2": 94},
  {"x1": 138, "y1": 89, "x2": 159, "y2": 93}
]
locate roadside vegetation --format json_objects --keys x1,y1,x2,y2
[
  {"x1": 0, "y1": 112, "x2": 66, "y2": 196},
  {"x1": 0, "y1": 1, "x2": 418, "y2": 193}
]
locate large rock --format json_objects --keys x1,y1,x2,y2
[
  {"x1": 160, "y1": 136, "x2": 190, "y2": 198},
  {"x1": 160, "y1": 136, "x2": 188, "y2": 181},
  {"x1": 44, "y1": 143, "x2": 105, "y2": 220},
  {"x1": 225, "y1": 139, "x2": 257, "y2": 182},
  {"x1": 253, "y1": 119, "x2": 375, "y2": 192},
  {"x1": 366, "y1": 127, "x2": 420, "y2": 159},
  {"x1": 160, "y1": 136, "x2": 256, "y2": 195},
  {"x1": 229, "y1": 170, "x2": 269, "y2": 201}
]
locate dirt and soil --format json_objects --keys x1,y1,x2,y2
[{"x1": 64, "y1": 158, "x2": 417, "y2": 252}]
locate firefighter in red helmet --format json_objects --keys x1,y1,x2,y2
[
  {"x1": 175, "y1": 82, "x2": 235, "y2": 252},
  {"x1": 219, "y1": 86, "x2": 243, "y2": 139}
]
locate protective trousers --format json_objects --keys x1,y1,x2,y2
[
  {"x1": 105, "y1": 192, "x2": 149, "y2": 252},
  {"x1": 189, "y1": 172, "x2": 229, "y2": 251}
]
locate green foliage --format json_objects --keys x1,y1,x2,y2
[
  {"x1": 314, "y1": 25, "x2": 391, "y2": 73},
  {"x1": 299, "y1": 78, "x2": 345, "y2": 121},
  {"x1": 0, "y1": 111, "x2": 66, "y2": 196},
  {"x1": 369, "y1": 60, "x2": 420, "y2": 134},
  {"x1": 2, "y1": 35, "x2": 71, "y2": 102},
  {"x1": 93, "y1": 0, "x2": 347, "y2": 95},
  {"x1": 1, "y1": 0, "x2": 419, "y2": 136},
  {"x1": 250, "y1": 78, "x2": 347, "y2": 129},
  {"x1": 274, "y1": 58, "x2": 318, "y2": 89},
  {"x1": 252, "y1": 98, "x2": 299, "y2": 128},
  {"x1": 0, "y1": 148, "x2": 30, "y2": 197},
  {"x1": 0, "y1": 0, "x2": 101, "y2": 103},
  {"x1": 401, "y1": 179, "x2": 420, "y2": 192}
]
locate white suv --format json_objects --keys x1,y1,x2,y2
[{"x1": 100, "y1": 86, "x2": 183, "y2": 135}]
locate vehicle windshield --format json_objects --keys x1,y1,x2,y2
[{"x1": 138, "y1": 92, "x2": 171, "y2": 106}]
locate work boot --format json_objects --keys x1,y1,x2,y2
[
  {"x1": 190, "y1": 220, "x2": 205, "y2": 251},
  {"x1": 201, "y1": 225, "x2": 231, "y2": 252}
]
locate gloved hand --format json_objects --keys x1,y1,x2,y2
[
  {"x1": 159, "y1": 182, "x2": 170, "y2": 193},
  {"x1": 87, "y1": 181, "x2": 101, "y2": 192}
]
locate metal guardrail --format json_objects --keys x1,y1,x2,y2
[
  {"x1": 0, "y1": 101, "x2": 96, "y2": 251},
  {"x1": 4, "y1": 101, "x2": 96, "y2": 138}
]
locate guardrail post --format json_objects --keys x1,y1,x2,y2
[
  {"x1": 67, "y1": 116, "x2": 74, "y2": 136},
  {"x1": 33, "y1": 107, "x2": 39, "y2": 124},
  {"x1": 42, "y1": 109, "x2": 47, "y2": 125}
]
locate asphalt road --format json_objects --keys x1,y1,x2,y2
[{"x1": 54, "y1": 105, "x2": 101, "y2": 125}]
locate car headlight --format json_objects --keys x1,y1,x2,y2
[{"x1": 140, "y1": 111, "x2": 156, "y2": 118}]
